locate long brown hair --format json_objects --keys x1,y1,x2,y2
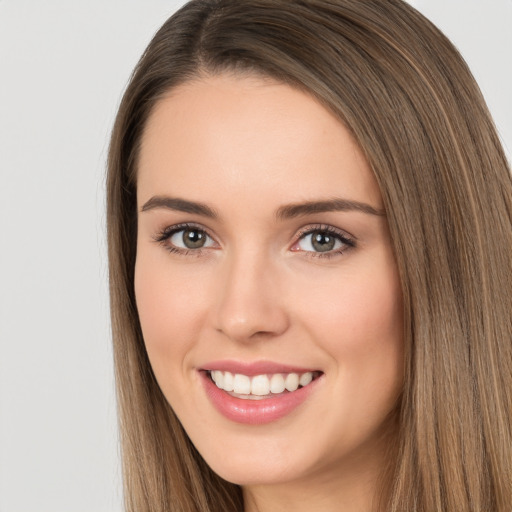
[{"x1": 107, "y1": 1, "x2": 512, "y2": 510}]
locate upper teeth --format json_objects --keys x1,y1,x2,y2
[{"x1": 210, "y1": 370, "x2": 315, "y2": 396}]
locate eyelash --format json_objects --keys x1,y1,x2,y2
[{"x1": 153, "y1": 222, "x2": 356, "y2": 259}]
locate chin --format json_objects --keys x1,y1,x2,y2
[
  {"x1": 206, "y1": 456, "x2": 300, "y2": 487},
  {"x1": 188, "y1": 426, "x2": 327, "y2": 487}
]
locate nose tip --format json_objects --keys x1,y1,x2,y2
[
  {"x1": 217, "y1": 311, "x2": 286, "y2": 343},
  {"x1": 214, "y1": 259, "x2": 289, "y2": 343}
]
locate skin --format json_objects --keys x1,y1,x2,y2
[{"x1": 135, "y1": 73, "x2": 404, "y2": 512}]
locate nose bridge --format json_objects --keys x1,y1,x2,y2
[{"x1": 214, "y1": 244, "x2": 289, "y2": 342}]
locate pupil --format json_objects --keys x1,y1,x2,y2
[
  {"x1": 312, "y1": 231, "x2": 335, "y2": 252},
  {"x1": 183, "y1": 229, "x2": 205, "y2": 249}
]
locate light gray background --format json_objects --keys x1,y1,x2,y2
[{"x1": 0, "y1": 1, "x2": 510, "y2": 511}]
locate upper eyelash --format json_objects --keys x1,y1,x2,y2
[
  {"x1": 153, "y1": 222, "x2": 207, "y2": 243},
  {"x1": 295, "y1": 224, "x2": 355, "y2": 244}
]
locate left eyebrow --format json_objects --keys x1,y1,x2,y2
[{"x1": 276, "y1": 198, "x2": 385, "y2": 220}]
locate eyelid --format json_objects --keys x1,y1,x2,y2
[{"x1": 294, "y1": 223, "x2": 356, "y2": 242}]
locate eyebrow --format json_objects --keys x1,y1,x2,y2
[
  {"x1": 140, "y1": 195, "x2": 385, "y2": 219},
  {"x1": 141, "y1": 196, "x2": 218, "y2": 218},
  {"x1": 275, "y1": 198, "x2": 385, "y2": 219}
]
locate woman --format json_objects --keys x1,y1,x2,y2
[{"x1": 107, "y1": 1, "x2": 512, "y2": 511}]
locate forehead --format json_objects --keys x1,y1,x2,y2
[{"x1": 137, "y1": 74, "x2": 382, "y2": 213}]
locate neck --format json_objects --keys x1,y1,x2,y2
[{"x1": 243, "y1": 473, "x2": 379, "y2": 512}]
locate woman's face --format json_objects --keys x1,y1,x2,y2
[{"x1": 135, "y1": 74, "x2": 403, "y2": 490}]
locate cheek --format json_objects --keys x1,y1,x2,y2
[
  {"x1": 337, "y1": 277, "x2": 402, "y2": 349},
  {"x1": 134, "y1": 253, "x2": 209, "y2": 371},
  {"x1": 297, "y1": 267, "x2": 404, "y2": 449},
  {"x1": 295, "y1": 260, "x2": 404, "y2": 397},
  {"x1": 297, "y1": 264, "x2": 402, "y2": 345}
]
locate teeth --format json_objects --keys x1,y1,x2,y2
[
  {"x1": 210, "y1": 370, "x2": 317, "y2": 396},
  {"x1": 212, "y1": 370, "x2": 223, "y2": 389},
  {"x1": 233, "y1": 374, "x2": 251, "y2": 394},
  {"x1": 251, "y1": 374, "x2": 270, "y2": 395},
  {"x1": 285, "y1": 373, "x2": 299, "y2": 391},
  {"x1": 270, "y1": 374, "x2": 286, "y2": 394},
  {"x1": 299, "y1": 372, "x2": 313, "y2": 387},
  {"x1": 223, "y1": 371, "x2": 234, "y2": 391}
]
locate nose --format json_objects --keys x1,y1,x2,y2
[{"x1": 214, "y1": 250, "x2": 290, "y2": 343}]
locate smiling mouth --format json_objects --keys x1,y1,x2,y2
[{"x1": 207, "y1": 370, "x2": 323, "y2": 400}]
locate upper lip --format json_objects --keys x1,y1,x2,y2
[{"x1": 199, "y1": 359, "x2": 320, "y2": 376}]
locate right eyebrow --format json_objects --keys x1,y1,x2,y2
[{"x1": 140, "y1": 196, "x2": 218, "y2": 218}]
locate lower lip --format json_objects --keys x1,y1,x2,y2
[{"x1": 200, "y1": 372, "x2": 322, "y2": 425}]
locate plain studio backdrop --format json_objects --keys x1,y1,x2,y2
[{"x1": 0, "y1": 1, "x2": 510, "y2": 511}]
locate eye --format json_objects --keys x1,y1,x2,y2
[
  {"x1": 154, "y1": 224, "x2": 217, "y2": 253},
  {"x1": 291, "y1": 226, "x2": 355, "y2": 256},
  {"x1": 170, "y1": 227, "x2": 214, "y2": 249}
]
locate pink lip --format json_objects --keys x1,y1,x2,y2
[
  {"x1": 200, "y1": 359, "x2": 318, "y2": 376},
  {"x1": 199, "y1": 367, "x2": 323, "y2": 425}
]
